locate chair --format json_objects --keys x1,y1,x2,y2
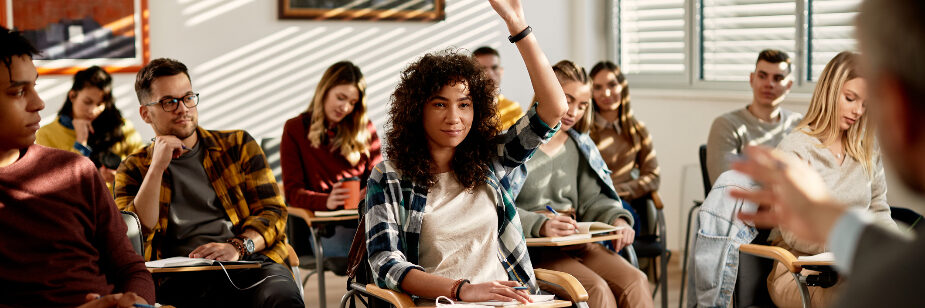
[
  {"x1": 737, "y1": 242, "x2": 838, "y2": 308},
  {"x1": 121, "y1": 211, "x2": 144, "y2": 256},
  {"x1": 679, "y1": 144, "x2": 709, "y2": 307},
  {"x1": 631, "y1": 191, "x2": 670, "y2": 308},
  {"x1": 340, "y1": 200, "x2": 591, "y2": 308}
]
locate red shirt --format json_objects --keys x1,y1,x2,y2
[
  {"x1": 280, "y1": 113, "x2": 382, "y2": 211},
  {"x1": 0, "y1": 145, "x2": 155, "y2": 306}
]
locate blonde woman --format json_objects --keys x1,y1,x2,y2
[
  {"x1": 769, "y1": 51, "x2": 897, "y2": 307},
  {"x1": 510, "y1": 60, "x2": 651, "y2": 308},
  {"x1": 588, "y1": 61, "x2": 660, "y2": 233},
  {"x1": 280, "y1": 61, "x2": 382, "y2": 212}
]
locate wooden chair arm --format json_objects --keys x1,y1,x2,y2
[
  {"x1": 365, "y1": 284, "x2": 415, "y2": 308},
  {"x1": 739, "y1": 244, "x2": 801, "y2": 273},
  {"x1": 534, "y1": 268, "x2": 589, "y2": 302},
  {"x1": 650, "y1": 191, "x2": 664, "y2": 210}
]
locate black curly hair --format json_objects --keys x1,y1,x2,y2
[{"x1": 386, "y1": 49, "x2": 501, "y2": 191}]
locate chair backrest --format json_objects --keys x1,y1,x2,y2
[
  {"x1": 891, "y1": 206, "x2": 924, "y2": 230},
  {"x1": 260, "y1": 137, "x2": 283, "y2": 183},
  {"x1": 121, "y1": 211, "x2": 144, "y2": 256},
  {"x1": 733, "y1": 228, "x2": 774, "y2": 308},
  {"x1": 345, "y1": 199, "x2": 391, "y2": 308},
  {"x1": 699, "y1": 144, "x2": 711, "y2": 197}
]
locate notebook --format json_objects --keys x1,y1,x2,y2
[
  {"x1": 436, "y1": 295, "x2": 556, "y2": 307},
  {"x1": 797, "y1": 252, "x2": 835, "y2": 262},
  {"x1": 313, "y1": 209, "x2": 359, "y2": 217},
  {"x1": 525, "y1": 222, "x2": 625, "y2": 243},
  {"x1": 144, "y1": 256, "x2": 260, "y2": 268}
]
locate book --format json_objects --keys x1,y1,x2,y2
[
  {"x1": 312, "y1": 209, "x2": 359, "y2": 217},
  {"x1": 525, "y1": 222, "x2": 625, "y2": 243},
  {"x1": 440, "y1": 295, "x2": 556, "y2": 307},
  {"x1": 144, "y1": 257, "x2": 259, "y2": 268},
  {"x1": 797, "y1": 252, "x2": 835, "y2": 262}
]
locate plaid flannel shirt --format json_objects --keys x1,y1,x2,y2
[
  {"x1": 114, "y1": 127, "x2": 288, "y2": 263},
  {"x1": 365, "y1": 107, "x2": 558, "y2": 294}
]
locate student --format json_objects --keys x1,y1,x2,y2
[
  {"x1": 364, "y1": 0, "x2": 569, "y2": 303},
  {"x1": 0, "y1": 26, "x2": 153, "y2": 308},
  {"x1": 35, "y1": 66, "x2": 144, "y2": 185},
  {"x1": 472, "y1": 46, "x2": 524, "y2": 130},
  {"x1": 588, "y1": 61, "x2": 659, "y2": 233},
  {"x1": 280, "y1": 61, "x2": 382, "y2": 211},
  {"x1": 280, "y1": 61, "x2": 381, "y2": 260},
  {"x1": 706, "y1": 49, "x2": 803, "y2": 184},
  {"x1": 113, "y1": 58, "x2": 302, "y2": 307},
  {"x1": 767, "y1": 51, "x2": 897, "y2": 307},
  {"x1": 732, "y1": 1, "x2": 925, "y2": 306},
  {"x1": 509, "y1": 60, "x2": 651, "y2": 308}
]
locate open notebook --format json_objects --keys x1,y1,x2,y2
[
  {"x1": 145, "y1": 256, "x2": 260, "y2": 268},
  {"x1": 525, "y1": 222, "x2": 625, "y2": 243},
  {"x1": 436, "y1": 295, "x2": 555, "y2": 307},
  {"x1": 313, "y1": 209, "x2": 359, "y2": 217}
]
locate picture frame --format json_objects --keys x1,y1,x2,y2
[
  {"x1": 278, "y1": 0, "x2": 445, "y2": 21},
  {"x1": 2, "y1": 0, "x2": 150, "y2": 75}
]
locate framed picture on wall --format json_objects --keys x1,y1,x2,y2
[
  {"x1": 278, "y1": 0, "x2": 445, "y2": 21},
  {"x1": 1, "y1": 0, "x2": 150, "y2": 74}
]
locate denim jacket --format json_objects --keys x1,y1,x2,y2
[{"x1": 687, "y1": 170, "x2": 759, "y2": 308}]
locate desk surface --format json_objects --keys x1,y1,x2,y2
[
  {"x1": 419, "y1": 299, "x2": 572, "y2": 307},
  {"x1": 288, "y1": 207, "x2": 359, "y2": 224},
  {"x1": 148, "y1": 263, "x2": 261, "y2": 273},
  {"x1": 525, "y1": 234, "x2": 622, "y2": 247}
]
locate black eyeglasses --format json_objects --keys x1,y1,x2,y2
[{"x1": 143, "y1": 92, "x2": 200, "y2": 112}]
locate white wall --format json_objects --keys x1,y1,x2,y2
[{"x1": 34, "y1": 0, "x2": 923, "y2": 251}]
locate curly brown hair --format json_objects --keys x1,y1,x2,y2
[{"x1": 386, "y1": 49, "x2": 501, "y2": 191}]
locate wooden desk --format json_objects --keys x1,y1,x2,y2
[
  {"x1": 289, "y1": 207, "x2": 360, "y2": 308},
  {"x1": 148, "y1": 263, "x2": 261, "y2": 273},
  {"x1": 526, "y1": 234, "x2": 622, "y2": 247}
]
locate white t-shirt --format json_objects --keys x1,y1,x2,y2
[{"x1": 418, "y1": 172, "x2": 509, "y2": 284}]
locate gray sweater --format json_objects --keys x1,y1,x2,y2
[
  {"x1": 775, "y1": 130, "x2": 897, "y2": 254},
  {"x1": 706, "y1": 107, "x2": 803, "y2": 184},
  {"x1": 514, "y1": 137, "x2": 632, "y2": 238}
]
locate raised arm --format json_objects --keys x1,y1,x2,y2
[{"x1": 489, "y1": 0, "x2": 567, "y2": 126}]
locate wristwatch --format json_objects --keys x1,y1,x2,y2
[{"x1": 237, "y1": 235, "x2": 255, "y2": 256}]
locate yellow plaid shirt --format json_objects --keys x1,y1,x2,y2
[{"x1": 114, "y1": 127, "x2": 288, "y2": 264}]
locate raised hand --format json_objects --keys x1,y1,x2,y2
[
  {"x1": 488, "y1": 0, "x2": 526, "y2": 32},
  {"x1": 458, "y1": 280, "x2": 532, "y2": 304}
]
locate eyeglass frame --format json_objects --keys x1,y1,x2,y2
[{"x1": 142, "y1": 92, "x2": 200, "y2": 112}]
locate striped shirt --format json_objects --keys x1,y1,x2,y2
[
  {"x1": 590, "y1": 113, "x2": 661, "y2": 201},
  {"x1": 114, "y1": 127, "x2": 288, "y2": 263},
  {"x1": 364, "y1": 108, "x2": 558, "y2": 294}
]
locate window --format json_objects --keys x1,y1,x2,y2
[
  {"x1": 809, "y1": 0, "x2": 861, "y2": 81},
  {"x1": 617, "y1": 0, "x2": 687, "y2": 74},
  {"x1": 614, "y1": 0, "x2": 862, "y2": 85}
]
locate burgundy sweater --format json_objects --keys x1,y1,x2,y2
[
  {"x1": 0, "y1": 145, "x2": 155, "y2": 306},
  {"x1": 280, "y1": 113, "x2": 382, "y2": 211}
]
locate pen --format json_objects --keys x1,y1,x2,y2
[
  {"x1": 513, "y1": 286, "x2": 529, "y2": 290},
  {"x1": 94, "y1": 295, "x2": 157, "y2": 308}
]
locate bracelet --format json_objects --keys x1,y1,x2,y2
[
  {"x1": 226, "y1": 238, "x2": 247, "y2": 257},
  {"x1": 508, "y1": 26, "x2": 533, "y2": 43},
  {"x1": 450, "y1": 279, "x2": 470, "y2": 301}
]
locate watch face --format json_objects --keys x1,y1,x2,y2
[{"x1": 244, "y1": 239, "x2": 255, "y2": 253}]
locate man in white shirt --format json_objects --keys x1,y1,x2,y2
[{"x1": 731, "y1": 0, "x2": 925, "y2": 306}]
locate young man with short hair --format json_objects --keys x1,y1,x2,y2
[
  {"x1": 473, "y1": 46, "x2": 524, "y2": 130},
  {"x1": 0, "y1": 26, "x2": 154, "y2": 308},
  {"x1": 706, "y1": 49, "x2": 804, "y2": 183},
  {"x1": 114, "y1": 58, "x2": 302, "y2": 307}
]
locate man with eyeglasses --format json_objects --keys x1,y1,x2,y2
[{"x1": 113, "y1": 58, "x2": 303, "y2": 307}]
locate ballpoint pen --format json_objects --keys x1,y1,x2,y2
[{"x1": 546, "y1": 205, "x2": 579, "y2": 233}]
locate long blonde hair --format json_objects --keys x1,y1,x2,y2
[
  {"x1": 306, "y1": 61, "x2": 371, "y2": 166},
  {"x1": 530, "y1": 60, "x2": 593, "y2": 133},
  {"x1": 797, "y1": 51, "x2": 876, "y2": 176}
]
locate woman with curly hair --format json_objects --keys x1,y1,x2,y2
[
  {"x1": 36, "y1": 66, "x2": 144, "y2": 185},
  {"x1": 588, "y1": 61, "x2": 660, "y2": 233},
  {"x1": 768, "y1": 51, "x2": 897, "y2": 308},
  {"x1": 280, "y1": 61, "x2": 381, "y2": 211},
  {"x1": 364, "y1": 0, "x2": 568, "y2": 304},
  {"x1": 509, "y1": 60, "x2": 652, "y2": 308}
]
